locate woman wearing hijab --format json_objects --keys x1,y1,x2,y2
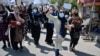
[
  {"x1": 8, "y1": 5, "x2": 25, "y2": 51},
  {"x1": 58, "y1": 9, "x2": 67, "y2": 38},
  {"x1": 45, "y1": 6, "x2": 58, "y2": 45},
  {"x1": 0, "y1": 4, "x2": 10, "y2": 49},
  {"x1": 19, "y1": 6, "x2": 29, "y2": 40},
  {"x1": 67, "y1": 13, "x2": 82, "y2": 51},
  {"x1": 31, "y1": 7, "x2": 41, "y2": 46}
]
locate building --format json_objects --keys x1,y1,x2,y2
[{"x1": 77, "y1": 0, "x2": 100, "y2": 43}]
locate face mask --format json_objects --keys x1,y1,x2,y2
[
  {"x1": 59, "y1": 13, "x2": 64, "y2": 18},
  {"x1": 33, "y1": 9, "x2": 37, "y2": 13}
]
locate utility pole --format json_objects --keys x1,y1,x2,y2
[{"x1": 89, "y1": 0, "x2": 95, "y2": 37}]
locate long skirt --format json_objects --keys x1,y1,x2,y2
[
  {"x1": 70, "y1": 32, "x2": 80, "y2": 45},
  {"x1": 14, "y1": 26, "x2": 24, "y2": 42}
]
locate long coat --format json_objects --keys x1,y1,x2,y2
[
  {"x1": 58, "y1": 14, "x2": 67, "y2": 38},
  {"x1": 0, "y1": 10, "x2": 8, "y2": 41},
  {"x1": 8, "y1": 13, "x2": 24, "y2": 42}
]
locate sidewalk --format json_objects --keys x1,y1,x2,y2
[{"x1": 91, "y1": 32, "x2": 100, "y2": 44}]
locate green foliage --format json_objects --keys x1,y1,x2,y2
[
  {"x1": 50, "y1": 0, "x2": 78, "y2": 9},
  {"x1": 68, "y1": 0, "x2": 78, "y2": 8},
  {"x1": 51, "y1": 0, "x2": 59, "y2": 4}
]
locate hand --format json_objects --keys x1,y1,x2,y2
[
  {"x1": 65, "y1": 25, "x2": 72, "y2": 31},
  {"x1": 71, "y1": 24, "x2": 75, "y2": 28},
  {"x1": 16, "y1": 21, "x2": 21, "y2": 25},
  {"x1": 65, "y1": 25, "x2": 68, "y2": 28}
]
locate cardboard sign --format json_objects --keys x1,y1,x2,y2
[
  {"x1": 34, "y1": 0, "x2": 41, "y2": 4},
  {"x1": 63, "y1": 3, "x2": 72, "y2": 10},
  {"x1": 34, "y1": 0, "x2": 49, "y2": 4},
  {"x1": 42, "y1": 0, "x2": 49, "y2": 4},
  {"x1": 8, "y1": 0, "x2": 16, "y2": 5}
]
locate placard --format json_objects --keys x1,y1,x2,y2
[
  {"x1": 33, "y1": 0, "x2": 41, "y2": 4},
  {"x1": 8, "y1": 0, "x2": 16, "y2": 5},
  {"x1": 63, "y1": 3, "x2": 72, "y2": 10}
]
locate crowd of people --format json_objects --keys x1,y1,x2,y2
[{"x1": 0, "y1": 3, "x2": 85, "y2": 53}]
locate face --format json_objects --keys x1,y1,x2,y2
[
  {"x1": 13, "y1": 7, "x2": 19, "y2": 13},
  {"x1": 49, "y1": 7, "x2": 53, "y2": 11},
  {"x1": 60, "y1": 10, "x2": 64, "y2": 13},
  {"x1": 59, "y1": 10, "x2": 65, "y2": 18},
  {"x1": 21, "y1": 6, "x2": 25, "y2": 11},
  {"x1": 32, "y1": 8, "x2": 38, "y2": 13},
  {"x1": 49, "y1": 7, "x2": 53, "y2": 14}
]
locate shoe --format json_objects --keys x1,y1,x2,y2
[
  {"x1": 34, "y1": 42, "x2": 39, "y2": 47},
  {"x1": 46, "y1": 42, "x2": 54, "y2": 46},
  {"x1": 14, "y1": 48, "x2": 20, "y2": 52},
  {"x1": 72, "y1": 48, "x2": 75, "y2": 52},
  {"x1": 59, "y1": 54, "x2": 63, "y2": 56},
  {"x1": 2, "y1": 45, "x2": 7, "y2": 49},
  {"x1": 20, "y1": 46, "x2": 23, "y2": 50}
]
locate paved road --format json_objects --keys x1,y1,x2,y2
[{"x1": 0, "y1": 29, "x2": 100, "y2": 56}]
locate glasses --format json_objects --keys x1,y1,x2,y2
[{"x1": 60, "y1": 11, "x2": 63, "y2": 13}]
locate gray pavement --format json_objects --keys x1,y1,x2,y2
[{"x1": 0, "y1": 29, "x2": 100, "y2": 56}]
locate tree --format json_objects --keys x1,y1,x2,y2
[
  {"x1": 51, "y1": 0, "x2": 58, "y2": 4},
  {"x1": 67, "y1": 0, "x2": 78, "y2": 8},
  {"x1": 50, "y1": 0, "x2": 78, "y2": 8}
]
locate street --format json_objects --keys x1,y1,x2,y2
[{"x1": 0, "y1": 29, "x2": 100, "y2": 56}]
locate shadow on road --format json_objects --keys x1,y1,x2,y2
[
  {"x1": 73, "y1": 50, "x2": 95, "y2": 56},
  {"x1": 25, "y1": 35, "x2": 34, "y2": 45},
  {"x1": 62, "y1": 46, "x2": 68, "y2": 50},
  {"x1": 37, "y1": 45, "x2": 54, "y2": 54},
  {"x1": 3, "y1": 47, "x2": 36, "y2": 56},
  {"x1": 41, "y1": 31, "x2": 47, "y2": 34},
  {"x1": 64, "y1": 37, "x2": 71, "y2": 41},
  {"x1": 95, "y1": 43, "x2": 100, "y2": 49}
]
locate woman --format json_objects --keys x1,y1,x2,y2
[
  {"x1": 58, "y1": 9, "x2": 67, "y2": 38},
  {"x1": 0, "y1": 4, "x2": 10, "y2": 49},
  {"x1": 45, "y1": 6, "x2": 58, "y2": 45},
  {"x1": 20, "y1": 5, "x2": 29, "y2": 39},
  {"x1": 27, "y1": 4, "x2": 32, "y2": 32},
  {"x1": 8, "y1": 5, "x2": 25, "y2": 51},
  {"x1": 31, "y1": 7, "x2": 41, "y2": 46},
  {"x1": 68, "y1": 13, "x2": 82, "y2": 51}
]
